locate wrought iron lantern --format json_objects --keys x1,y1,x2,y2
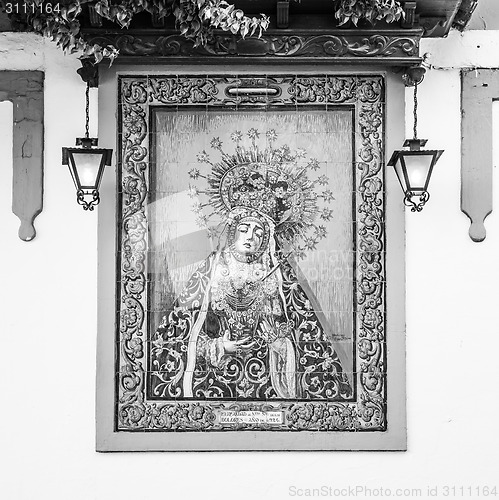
[
  {"x1": 62, "y1": 83, "x2": 112, "y2": 211},
  {"x1": 388, "y1": 82, "x2": 444, "y2": 212}
]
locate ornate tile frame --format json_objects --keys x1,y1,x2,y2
[{"x1": 97, "y1": 68, "x2": 406, "y2": 451}]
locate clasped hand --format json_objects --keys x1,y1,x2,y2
[{"x1": 222, "y1": 330, "x2": 256, "y2": 354}]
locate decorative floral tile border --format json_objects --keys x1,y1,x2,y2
[{"x1": 116, "y1": 75, "x2": 385, "y2": 432}]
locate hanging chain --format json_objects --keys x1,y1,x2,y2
[
  {"x1": 85, "y1": 82, "x2": 90, "y2": 139},
  {"x1": 413, "y1": 82, "x2": 418, "y2": 140}
]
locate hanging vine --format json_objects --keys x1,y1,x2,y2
[
  {"x1": 4, "y1": 0, "x2": 405, "y2": 63},
  {"x1": 9, "y1": 0, "x2": 269, "y2": 62},
  {"x1": 335, "y1": 0, "x2": 404, "y2": 26}
]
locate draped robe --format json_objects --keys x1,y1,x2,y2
[{"x1": 149, "y1": 248, "x2": 352, "y2": 401}]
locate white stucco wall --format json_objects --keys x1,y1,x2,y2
[{"x1": 1, "y1": 30, "x2": 499, "y2": 500}]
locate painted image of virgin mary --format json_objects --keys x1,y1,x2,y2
[{"x1": 150, "y1": 130, "x2": 352, "y2": 400}]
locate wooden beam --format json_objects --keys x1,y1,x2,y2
[
  {"x1": 461, "y1": 69, "x2": 499, "y2": 242},
  {"x1": 0, "y1": 71, "x2": 44, "y2": 241},
  {"x1": 81, "y1": 29, "x2": 423, "y2": 67}
]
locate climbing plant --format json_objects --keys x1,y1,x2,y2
[
  {"x1": 10, "y1": 0, "x2": 270, "y2": 62},
  {"x1": 335, "y1": 0, "x2": 404, "y2": 26},
  {"x1": 4, "y1": 0, "x2": 405, "y2": 63}
]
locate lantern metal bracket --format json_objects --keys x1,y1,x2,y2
[
  {"x1": 404, "y1": 190, "x2": 430, "y2": 212},
  {"x1": 76, "y1": 137, "x2": 98, "y2": 148},
  {"x1": 403, "y1": 64, "x2": 426, "y2": 87},
  {"x1": 77, "y1": 58, "x2": 99, "y2": 88},
  {"x1": 77, "y1": 189, "x2": 100, "y2": 211},
  {"x1": 404, "y1": 138, "x2": 427, "y2": 150}
]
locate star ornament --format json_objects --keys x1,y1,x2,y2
[
  {"x1": 231, "y1": 131, "x2": 243, "y2": 143},
  {"x1": 191, "y1": 201, "x2": 203, "y2": 214},
  {"x1": 266, "y1": 129, "x2": 278, "y2": 143},
  {"x1": 210, "y1": 137, "x2": 223, "y2": 150},
  {"x1": 317, "y1": 175, "x2": 329, "y2": 186},
  {"x1": 188, "y1": 168, "x2": 200, "y2": 180},
  {"x1": 197, "y1": 151, "x2": 210, "y2": 163},
  {"x1": 320, "y1": 208, "x2": 333, "y2": 221},
  {"x1": 303, "y1": 236, "x2": 318, "y2": 251},
  {"x1": 196, "y1": 214, "x2": 208, "y2": 227},
  {"x1": 247, "y1": 128, "x2": 260, "y2": 140},
  {"x1": 322, "y1": 190, "x2": 335, "y2": 203},
  {"x1": 307, "y1": 158, "x2": 320, "y2": 171},
  {"x1": 315, "y1": 225, "x2": 327, "y2": 239},
  {"x1": 191, "y1": 128, "x2": 336, "y2": 253}
]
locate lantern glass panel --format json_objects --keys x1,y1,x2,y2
[
  {"x1": 392, "y1": 155, "x2": 407, "y2": 191},
  {"x1": 72, "y1": 151, "x2": 104, "y2": 189},
  {"x1": 403, "y1": 153, "x2": 434, "y2": 191}
]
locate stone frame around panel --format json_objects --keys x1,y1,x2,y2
[{"x1": 115, "y1": 74, "x2": 386, "y2": 435}]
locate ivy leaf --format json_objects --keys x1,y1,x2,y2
[
  {"x1": 94, "y1": 48, "x2": 104, "y2": 64},
  {"x1": 25, "y1": 0, "x2": 275, "y2": 63}
]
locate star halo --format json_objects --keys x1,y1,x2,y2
[{"x1": 189, "y1": 129, "x2": 334, "y2": 258}]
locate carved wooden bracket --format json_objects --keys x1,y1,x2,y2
[
  {"x1": 401, "y1": 2, "x2": 417, "y2": 29},
  {"x1": 276, "y1": 1, "x2": 290, "y2": 29},
  {"x1": 461, "y1": 69, "x2": 499, "y2": 242},
  {"x1": 0, "y1": 71, "x2": 44, "y2": 242}
]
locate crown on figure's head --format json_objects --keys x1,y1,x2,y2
[{"x1": 189, "y1": 129, "x2": 335, "y2": 257}]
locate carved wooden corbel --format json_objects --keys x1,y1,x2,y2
[
  {"x1": 461, "y1": 69, "x2": 499, "y2": 242},
  {"x1": 401, "y1": 2, "x2": 417, "y2": 29},
  {"x1": 276, "y1": 1, "x2": 290, "y2": 29},
  {"x1": 88, "y1": 5, "x2": 103, "y2": 28},
  {"x1": 0, "y1": 71, "x2": 44, "y2": 242}
]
